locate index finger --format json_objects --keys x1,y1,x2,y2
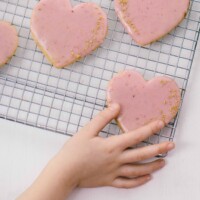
[
  {"x1": 111, "y1": 120, "x2": 165, "y2": 150},
  {"x1": 82, "y1": 103, "x2": 120, "y2": 137}
]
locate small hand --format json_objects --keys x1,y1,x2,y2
[
  {"x1": 58, "y1": 103, "x2": 175, "y2": 189},
  {"x1": 18, "y1": 104, "x2": 175, "y2": 200}
]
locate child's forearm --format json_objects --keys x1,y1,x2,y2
[{"x1": 17, "y1": 152, "x2": 77, "y2": 200}]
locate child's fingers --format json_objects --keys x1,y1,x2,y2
[
  {"x1": 118, "y1": 159, "x2": 165, "y2": 178},
  {"x1": 120, "y1": 142, "x2": 175, "y2": 163},
  {"x1": 111, "y1": 121, "x2": 164, "y2": 149},
  {"x1": 112, "y1": 175, "x2": 151, "y2": 189},
  {"x1": 82, "y1": 103, "x2": 120, "y2": 137}
]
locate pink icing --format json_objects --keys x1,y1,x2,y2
[
  {"x1": 115, "y1": 0, "x2": 190, "y2": 45},
  {"x1": 107, "y1": 70, "x2": 181, "y2": 132},
  {"x1": 31, "y1": 0, "x2": 107, "y2": 68},
  {"x1": 0, "y1": 21, "x2": 18, "y2": 66}
]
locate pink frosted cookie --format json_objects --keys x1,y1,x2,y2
[
  {"x1": 114, "y1": 0, "x2": 190, "y2": 45},
  {"x1": 107, "y1": 70, "x2": 181, "y2": 132},
  {"x1": 31, "y1": 0, "x2": 107, "y2": 68},
  {"x1": 0, "y1": 21, "x2": 18, "y2": 67}
]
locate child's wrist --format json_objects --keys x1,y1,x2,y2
[
  {"x1": 51, "y1": 150, "x2": 79, "y2": 189},
  {"x1": 19, "y1": 153, "x2": 78, "y2": 200}
]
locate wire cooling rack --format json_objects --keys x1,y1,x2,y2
[{"x1": 0, "y1": 0, "x2": 200, "y2": 146}]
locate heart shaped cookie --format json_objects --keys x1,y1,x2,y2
[
  {"x1": 114, "y1": 0, "x2": 190, "y2": 45},
  {"x1": 107, "y1": 70, "x2": 181, "y2": 132},
  {"x1": 0, "y1": 21, "x2": 18, "y2": 67},
  {"x1": 31, "y1": 0, "x2": 107, "y2": 68}
]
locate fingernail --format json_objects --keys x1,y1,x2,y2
[
  {"x1": 158, "y1": 121, "x2": 165, "y2": 129},
  {"x1": 167, "y1": 142, "x2": 175, "y2": 150},
  {"x1": 110, "y1": 103, "x2": 120, "y2": 111}
]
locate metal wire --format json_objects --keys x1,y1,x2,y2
[{"x1": 0, "y1": 0, "x2": 200, "y2": 152}]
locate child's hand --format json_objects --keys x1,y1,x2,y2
[
  {"x1": 18, "y1": 104, "x2": 175, "y2": 200},
  {"x1": 57, "y1": 104, "x2": 174, "y2": 189}
]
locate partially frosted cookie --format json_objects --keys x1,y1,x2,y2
[
  {"x1": 31, "y1": 0, "x2": 107, "y2": 68},
  {"x1": 107, "y1": 70, "x2": 181, "y2": 132},
  {"x1": 115, "y1": 0, "x2": 190, "y2": 45},
  {"x1": 0, "y1": 21, "x2": 18, "y2": 67}
]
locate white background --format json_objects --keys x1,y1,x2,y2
[{"x1": 1, "y1": 44, "x2": 200, "y2": 200}]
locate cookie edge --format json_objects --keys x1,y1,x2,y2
[{"x1": 0, "y1": 21, "x2": 18, "y2": 67}]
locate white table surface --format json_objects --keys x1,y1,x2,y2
[{"x1": 1, "y1": 41, "x2": 200, "y2": 200}]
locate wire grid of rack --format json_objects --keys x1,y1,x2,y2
[{"x1": 0, "y1": 0, "x2": 200, "y2": 147}]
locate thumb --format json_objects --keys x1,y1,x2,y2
[{"x1": 82, "y1": 103, "x2": 120, "y2": 137}]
